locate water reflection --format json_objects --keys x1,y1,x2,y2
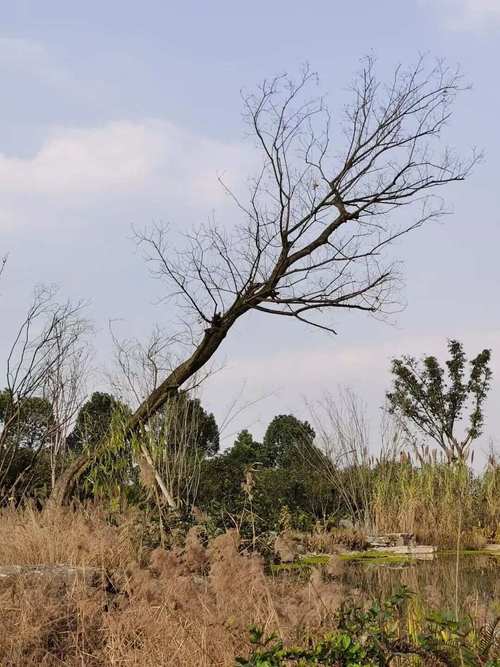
[{"x1": 342, "y1": 553, "x2": 500, "y2": 622}]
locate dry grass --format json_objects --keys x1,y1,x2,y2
[
  {"x1": 0, "y1": 504, "x2": 141, "y2": 570},
  {"x1": 371, "y1": 461, "x2": 500, "y2": 548},
  {"x1": 0, "y1": 506, "x2": 343, "y2": 666}
]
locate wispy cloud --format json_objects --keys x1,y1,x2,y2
[
  {"x1": 0, "y1": 37, "x2": 80, "y2": 93},
  {"x1": 0, "y1": 119, "x2": 251, "y2": 231},
  {"x1": 423, "y1": 0, "x2": 500, "y2": 30}
]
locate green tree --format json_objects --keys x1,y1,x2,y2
[
  {"x1": 387, "y1": 340, "x2": 492, "y2": 463},
  {"x1": 224, "y1": 429, "x2": 263, "y2": 466},
  {"x1": 0, "y1": 390, "x2": 54, "y2": 450},
  {"x1": 66, "y1": 392, "x2": 129, "y2": 453},
  {"x1": 262, "y1": 415, "x2": 315, "y2": 468},
  {"x1": 178, "y1": 397, "x2": 219, "y2": 457},
  {"x1": 0, "y1": 390, "x2": 54, "y2": 500}
]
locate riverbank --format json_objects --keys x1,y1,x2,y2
[{"x1": 0, "y1": 506, "x2": 498, "y2": 665}]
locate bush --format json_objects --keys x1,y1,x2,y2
[{"x1": 237, "y1": 589, "x2": 500, "y2": 666}]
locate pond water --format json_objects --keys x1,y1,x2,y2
[{"x1": 341, "y1": 552, "x2": 500, "y2": 622}]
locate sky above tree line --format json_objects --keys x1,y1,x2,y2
[{"x1": 0, "y1": 0, "x2": 499, "y2": 460}]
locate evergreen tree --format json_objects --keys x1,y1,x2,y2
[{"x1": 66, "y1": 392, "x2": 129, "y2": 453}]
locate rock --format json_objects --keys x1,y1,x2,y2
[
  {"x1": 484, "y1": 544, "x2": 500, "y2": 553},
  {"x1": 0, "y1": 564, "x2": 102, "y2": 587},
  {"x1": 367, "y1": 533, "x2": 415, "y2": 548},
  {"x1": 373, "y1": 545, "x2": 436, "y2": 555}
]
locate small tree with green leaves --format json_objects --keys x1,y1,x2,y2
[{"x1": 387, "y1": 340, "x2": 492, "y2": 463}]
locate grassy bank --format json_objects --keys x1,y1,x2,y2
[
  {"x1": 0, "y1": 506, "x2": 498, "y2": 665},
  {"x1": 369, "y1": 461, "x2": 500, "y2": 548}
]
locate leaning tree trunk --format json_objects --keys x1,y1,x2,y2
[
  {"x1": 48, "y1": 452, "x2": 91, "y2": 506},
  {"x1": 49, "y1": 302, "x2": 250, "y2": 505}
]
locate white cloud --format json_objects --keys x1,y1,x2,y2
[
  {"x1": 424, "y1": 0, "x2": 500, "y2": 30},
  {"x1": 0, "y1": 119, "x2": 249, "y2": 200},
  {"x1": 0, "y1": 40, "x2": 252, "y2": 209},
  {"x1": 0, "y1": 122, "x2": 158, "y2": 195}
]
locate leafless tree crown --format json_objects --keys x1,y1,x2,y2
[
  {"x1": 138, "y1": 57, "x2": 476, "y2": 337},
  {"x1": 0, "y1": 285, "x2": 91, "y2": 497}
]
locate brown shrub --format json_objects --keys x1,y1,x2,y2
[
  {"x1": 0, "y1": 508, "x2": 342, "y2": 666},
  {"x1": 0, "y1": 504, "x2": 141, "y2": 570},
  {"x1": 305, "y1": 527, "x2": 367, "y2": 553}
]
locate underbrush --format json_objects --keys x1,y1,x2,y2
[
  {"x1": 0, "y1": 504, "x2": 143, "y2": 569},
  {"x1": 0, "y1": 507, "x2": 344, "y2": 666},
  {"x1": 238, "y1": 590, "x2": 500, "y2": 666},
  {"x1": 0, "y1": 505, "x2": 498, "y2": 665},
  {"x1": 371, "y1": 462, "x2": 500, "y2": 548}
]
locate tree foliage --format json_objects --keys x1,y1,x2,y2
[
  {"x1": 0, "y1": 390, "x2": 54, "y2": 451},
  {"x1": 0, "y1": 390, "x2": 54, "y2": 500},
  {"x1": 225, "y1": 429, "x2": 264, "y2": 466},
  {"x1": 66, "y1": 392, "x2": 130, "y2": 453},
  {"x1": 196, "y1": 416, "x2": 335, "y2": 533},
  {"x1": 387, "y1": 340, "x2": 492, "y2": 462},
  {"x1": 262, "y1": 415, "x2": 315, "y2": 468},
  {"x1": 170, "y1": 396, "x2": 219, "y2": 457}
]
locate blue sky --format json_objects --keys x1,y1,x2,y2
[{"x1": 1, "y1": 0, "x2": 499, "y2": 457}]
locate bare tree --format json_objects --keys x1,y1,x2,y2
[
  {"x1": 0, "y1": 255, "x2": 7, "y2": 281},
  {"x1": 307, "y1": 388, "x2": 372, "y2": 526},
  {"x1": 51, "y1": 57, "x2": 477, "y2": 504},
  {"x1": 306, "y1": 388, "x2": 406, "y2": 527},
  {"x1": 108, "y1": 324, "x2": 183, "y2": 408},
  {"x1": 0, "y1": 286, "x2": 90, "y2": 500},
  {"x1": 42, "y1": 317, "x2": 92, "y2": 489}
]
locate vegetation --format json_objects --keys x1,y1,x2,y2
[
  {"x1": 371, "y1": 457, "x2": 500, "y2": 547},
  {"x1": 0, "y1": 57, "x2": 497, "y2": 665},
  {"x1": 238, "y1": 591, "x2": 500, "y2": 666},
  {"x1": 1, "y1": 381, "x2": 499, "y2": 547},
  {"x1": 387, "y1": 340, "x2": 492, "y2": 464},
  {"x1": 0, "y1": 506, "x2": 497, "y2": 666}
]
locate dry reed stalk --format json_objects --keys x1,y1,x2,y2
[{"x1": 0, "y1": 507, "x2": 342, "y2": 666}]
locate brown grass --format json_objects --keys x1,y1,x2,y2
[
  {"x1": 0, "y1": 506, "x2": 343, "y2": 666},
  {"x1": 371, "y1": 462, "x2": 500, "y2": 548}
]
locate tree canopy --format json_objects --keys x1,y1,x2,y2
[
  {"x1": 224, "y1": 429, "x2": 263, "y2": 466},
  {"x1": 263, "y1": 414, "x2": 315, "y2": 468},
  {"x1": 66, "y1": 392, "x2": 130, "y2": 453},
  {"x1": 387, "y1": 340, "x2": 492, "y2": 462},
  {"x1": 0, "y1": 390, "x2": 54, "y2": 451}
]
